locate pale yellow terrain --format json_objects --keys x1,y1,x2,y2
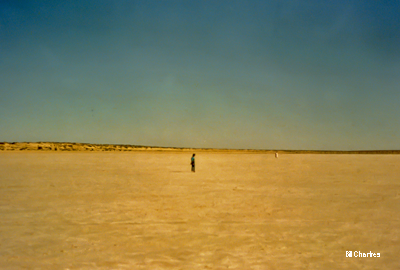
[{"x1": 0, "y1": 152, "x2": 399, "y2": 269}]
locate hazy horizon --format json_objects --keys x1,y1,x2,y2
[
  {"x1": 1, "y1": 0, "x2": 399, "y2": 150},
  {"x1": 2, "y1": 141, "x2": 400, "y2": 152}
]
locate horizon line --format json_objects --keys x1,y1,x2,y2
[{"x1": 1, "y1": 141, "x2": 400, "y2": 153}]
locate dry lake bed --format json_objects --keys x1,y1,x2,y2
[{"x1": 0, "y1": 152, "x2": 399, "y2": 269}]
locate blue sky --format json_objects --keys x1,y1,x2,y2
[{"x1": 1, "y1": 0, "x2": 399, "y2": 150}]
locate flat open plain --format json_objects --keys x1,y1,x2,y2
[{"x1": 0, "y1": 152, "x2": 399, "y2": 269}]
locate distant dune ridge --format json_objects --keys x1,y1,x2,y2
[
  {"x1": 0, "y1": 142, "x2": 179, "y2": 152},
  {"x1": 0, "y1": 142, "x2": 218, "y2": 152},
  {"x1": 0, "y1": 142, "x2": 399, "y2": 154}
]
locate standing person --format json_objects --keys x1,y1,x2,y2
[
  {"x1": 191, "y1": 154, "x2": 196, "y2": 172},
  {"x1": 275, "y1": 152, "x2": 278, "y2": 158}
]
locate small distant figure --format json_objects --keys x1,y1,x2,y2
[
  {"x1": 275, "y1": 152, "x2": 279, "y2": 158},
  {"x1": 191, "y1": 153, "x2": 196, "y2": 172}
]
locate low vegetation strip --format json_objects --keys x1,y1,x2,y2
[{"x1": 0, "y1": 142, "x2": 399, "y2": 154}]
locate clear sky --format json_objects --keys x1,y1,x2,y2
[{"x1": 1, "y1": 0, "x2": 399, "y2": 150}]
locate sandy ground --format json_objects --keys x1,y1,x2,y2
[{"x1": 0, "y1": 152, "x2": 399, "y2": 269}]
